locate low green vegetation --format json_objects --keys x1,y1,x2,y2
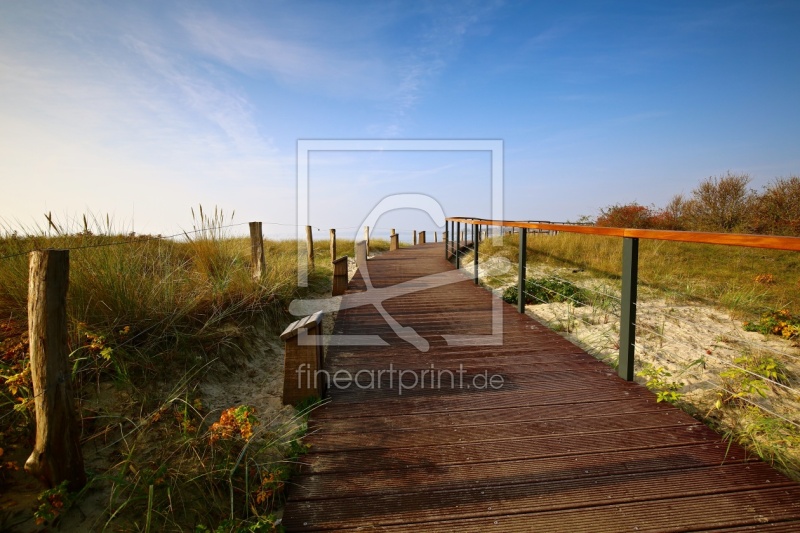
[
  {"x1": 501, "y1": 276, "x2": 589, "y2": 307},
  {"x1": 726, "y1": 407, "x2": 800, "y2": 475},
  {"x1": 718, "y1": 351, "x2": 791, "y2": 406},
  {"x1": 744, "y1": 309, "x2": 800, "y2": 339},
  {"x1": 637, "y1": 363, "x2": 684, "y2": 404}
]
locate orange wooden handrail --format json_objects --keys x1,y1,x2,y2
[{"x1": 446, "y1": 217, "x2": 800, "y2": 252}]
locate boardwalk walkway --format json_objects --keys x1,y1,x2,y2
[{"x1": 283, "y1": 243, "x2": 800, "y2": 532}]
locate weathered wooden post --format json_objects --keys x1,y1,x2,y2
[
  {"x1": 413, "y1": 230, "x2": 417, "y2": 245},
  {"x1": 364, "y1": 226, "x2": 370, "y2": 254},
  {"x1": 25, "y1": 250, "x2": 86, "y2": 490},
  {"x1": 249, "y1": 222, "x2": 265, "y2": 280},
  {"x1": 434, "y1": 231, "x2": 438, "y2": 243},
  {"x1": 306, "y1": 226, "x2": 314, "y2": 270},
  {"x1": 356, "y1": 240, "x2": 367, "y2": 268},
  {"x1": 390, "y1": 233, "x2": 399, "y2": 251},
  {"x1": 332, "y1": 256, "x2": 348, "y2": 296},
  {"x1": 329, "y1": 229, "x2": 336, "y2": 262},
  {"x1": 281, "y1": 311, "x2": 325, "y2": 405},
  {"x1": 391, "y1": 228, "x2": 396, "y2": 236},
  {"x1": 419, "y1": 231, "x2": 425, "y2": 244}
]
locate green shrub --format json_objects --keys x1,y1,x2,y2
[
  {"x1": 718, "y1": 352, "x2": 790, "y2": 407},
  {"x1": 637, "y1": 363, "x2": 684, "y2": 404},
  {"x1": 744, "y1": 309, "x2": 800, "y2": 339}
]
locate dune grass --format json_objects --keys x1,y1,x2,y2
[{"x1": 0, "y1": 211, "x2": 387, "y2": 531}]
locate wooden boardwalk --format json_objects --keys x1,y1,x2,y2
[{"x1": 283, "y1": 243, "x2": 800, "y2": 532}]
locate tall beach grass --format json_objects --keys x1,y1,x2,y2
[{"x1": 0, "y1": 210, "x2": 388, "y2": 530}]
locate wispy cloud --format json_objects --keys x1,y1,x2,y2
[
  {"x1": 179, "y1": 10, "x2": 391, "y2": 98},
  {"x1": 380, "y1": 2, "x2": 500, "y2": 136},
  {"x1": 614, "y1": 110, "x2": 670, "y2": 124},
  {"x1": 124, "y1": 36, "x2": 275, "y2": 158}
]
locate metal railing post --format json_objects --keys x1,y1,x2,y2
[
  {"x1": 473, "y1": 223, "x2": 479, "y2": 284},
  {"x1": 449, "y1": 221, "x2": 453, "y2": 259},
  {"x1": 455, "y1": 222, "x2": 461, "y2": 269},
  {"x1": 619, "y1": 237, "x2": 639, "y2": 381},
  {"x1": 518, "y1": 227, "x2": 527, "y2": 313}
]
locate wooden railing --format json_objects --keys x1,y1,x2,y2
[
  {"x1": 445, "y1": 217, "x2": 800, "y2": 382},
  {"x1": 446, "y1": 218, "x2": 800, "y2": 251}
]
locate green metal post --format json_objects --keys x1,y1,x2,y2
[
  {"x1": 455, "y1": 222, "x2": 461, "y2": 269},
  {"x1": 445, "y1": 222, "x2": 449, "y2": 259},
  {"x1": 451, "y1": 220, "x2": 455, "y2": 257},
  {"x1": 473, "y1": 223, "x2": 479, "y2": 284},
  {"x1": 517, "y1": 227, "x2": 527, "y2": 313},
  {"x1": 450, "y1": 220, "x2": 455, "y2": 259},
  {"x1": 619, "y1": 237, "x2": 639, "y2": 381}
]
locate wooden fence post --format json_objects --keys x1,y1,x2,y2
[
  {"x1": 390, "y1": 234, "x2": 399, "y2": 251},
  {"x1": 25, "y1": 250, "x2": 86, "y2": 490},
  {"x1": 356, "y1": 240, "x2": 368, "y2": 268},
  {"x1": 413, "y1": 230, "x2": 417, "y2": 245},
  {"x1": 306, "y1": 226, "x2": 314, "y2": 270},
  {"x1": 391, "y1": 228, "x2": 396, "y2": 236},
  {"x1": 329, "y1": 229, "x2": 336, "y2": 262},
  {"x1": 332, "y1": 256, "x2": 348, "y2": 296},
  {"x1": 281, "y1": 312, "x2": 325, "y2": 405},
  {"x1": 364, "y1": 226, "x2": 370, "y2": 253},
  {"x1": 434, "y1": 231, "x2": 438, "y2": 243},
  {"x1": 249, "y1": 222, "x2": 265, "y2": 280}
]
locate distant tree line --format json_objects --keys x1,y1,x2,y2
[{"x1": 594, "y1": 173, "x2": 800, "y2": 236}]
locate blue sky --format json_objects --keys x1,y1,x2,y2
[{"x1": 1, "y1": 1, "x2": 799, "y2": 239}]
